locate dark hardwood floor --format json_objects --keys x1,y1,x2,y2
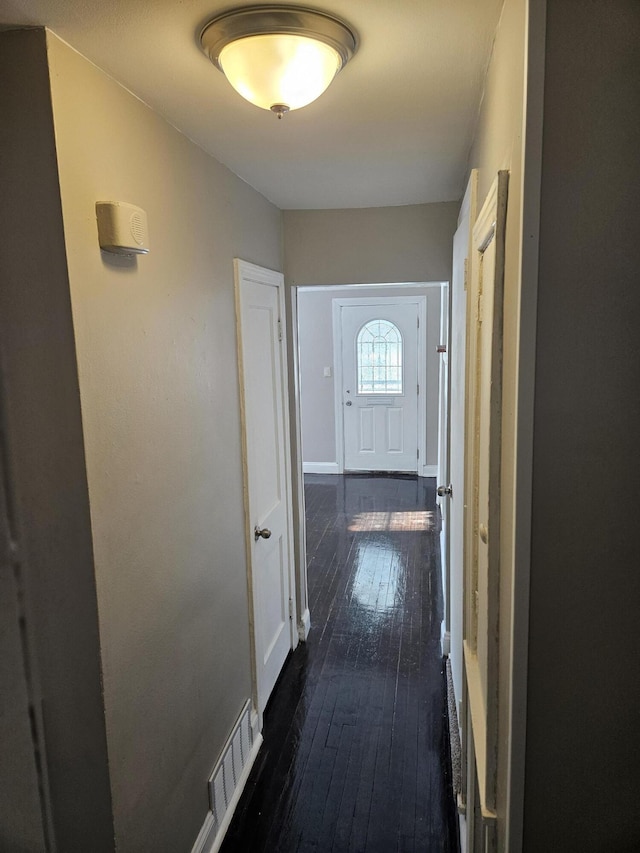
[{"x1": 220, "y1": 473, "x2": 458, "y2": 853}]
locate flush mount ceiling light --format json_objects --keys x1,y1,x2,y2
[{"x1": 200, "y1": 5, "x2": 358, "y2": 118}]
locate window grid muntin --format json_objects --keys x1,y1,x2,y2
[{"x1": 356, "y1": 319, "x2": 403, "y2": 394}]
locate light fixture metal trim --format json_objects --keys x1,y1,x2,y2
[{"x1": 200, "y1": 5, "x2": 358, "y2": 73}]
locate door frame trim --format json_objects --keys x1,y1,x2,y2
[
  {"x1": 464, "y1": 171, "x2": 509, "y2": 818},
  {"x1": 288, "y1": 284, "x2": 311, "y2": 642},
  {"x1": 234, "y1": 258, "x2": 298, "y2": 723},
  {"x1": 331, "y1": 295, "x2": 428, "y2": 474}
]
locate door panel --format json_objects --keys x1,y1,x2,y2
[
  {"x1": 387, "y1": 407, "x2": 403, "y2": 452},
  {"x1": 475, "y1": 239, "x2": 496, "y2": 700},
  {"x1": 261, "y1": 536, "x2": 286, "y2": 662},
  {"x1": 246, "y1": 302, "x2": 282, "y2": 514},
  {"x1": 359, "y1": 407, "x2": 375, "y2": 452},
  {"x1": 449, "y1": 173, "x2": 476, "y2": 715},
  {"x1": 339, "y1": 301, "x2": 421, "y2": 472},
  {"x1": 235, "y1": 260, "x2": 295, "y2": 716},
  {"x1": 447, "y1": 173, "x2": 478, "y2": 818}
]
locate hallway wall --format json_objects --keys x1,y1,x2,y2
[
  {"x1": 46, "y1": 31, "x2": 282, "y2": 852},
  {"x1": 283, "y1": 203, "x2": 458, "y2": 287},
  {"x1": 0, "y1": 510, "x2": 49, "y2": 852},
  {"x1": 1, "y1": 27, "x2": 283, "y2": 853},
  {"x1": 525, "y1": 2, "x2": 640, "y2": 849},
  {"x1": 0, "y1": 29, "x2": 114, "y2": 851}
]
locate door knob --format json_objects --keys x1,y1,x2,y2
[
  {"x1": 254, "y1": 525, "x2": 272, "y2": 541},
  {"x1": 345, "y1": 401, "x2": 352, "y2": 406},
  {"x1": 437, "y1": 484, "x2": 453, "y2": 498}
]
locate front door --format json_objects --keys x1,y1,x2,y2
[
  {"x1": 234, "y1": 259, "x2": 296, "y2": 717},
  {"x1": 337, "y1": 299, "x2": 423, "y2": 472}
]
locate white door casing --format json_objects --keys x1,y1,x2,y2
[
  {"x1": 463, "y1": 172, "x2": 509, "y2": 832},
  {"x1": 288, "y1": 287, "x2": 311, "y2": 642},
  {"x1": 333, "y1": 297, "x2": 426, "y2": 473},
  {"x1": 234, "y1": 259, "x2": 297, "y2": 718}
]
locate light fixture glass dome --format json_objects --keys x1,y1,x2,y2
[
  {"x1": 219, "y1": 33, "x2": 341, "y2": 113},
  {"x1": 200, "y1": 6, "x2": 358, "y2": 118}
]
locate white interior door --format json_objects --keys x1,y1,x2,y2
[
  {"x1": 449, "y1": 172, "x2": 477, "y2": 717},
  {"x1": 235, "y1": 259, "x2": 296, "y2": 717},
  {"x1": 337, "y1": 299, "x2": 423, "y2": 472}
]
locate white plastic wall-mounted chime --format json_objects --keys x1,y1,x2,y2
[{"x1": 96, "y1": 201, "x2": 149, "y2": 255}]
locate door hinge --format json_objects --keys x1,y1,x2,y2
[
  {"x1": 417, "y1": 383, "x2": 420, "y2": 396},
  {"x1": 278, "y1": 319, "x2": 283, "y2": 342},
  {"x1": 464, "y1": 257, "x2": 469, "y2": 291},
  {"x1": 417, "y1": 447, "x2": 420, "y2": 460},
  {"x1": 288, "y1": 598, "x2": 294, "y2": 620},
  {"x1": 417, "y1": 315, "x2": 420, "y2": 328}
]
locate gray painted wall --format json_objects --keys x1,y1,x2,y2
[
  {"x1": 283, "y1": 203, "x2": 458, "y2": 287},
  {"x1": 0, "y1": 29, "x2": 114, "y2": 851},
  {"x1": 524, "y1": 3, "x2": 640, "y2": 850},
  {"x1": 297, "y1": 286, "x2": 442, "y2": 468},
  {"x1": 0, "y1": 512, "x2": 47, "y2": 853},
  {"x1": 46, "y1": 31, "x2": 282, "y2": 853},
  {"x1": 1, "y1": 27, "x2": 283, "y2": 853}
]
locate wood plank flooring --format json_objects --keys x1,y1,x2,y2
[{"x1": 220, "y1": 474, "x2": 458, "y2": 853}]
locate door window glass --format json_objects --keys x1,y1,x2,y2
[{"x1": 356, "y1": 319, "x2": 403, "y2": 394}]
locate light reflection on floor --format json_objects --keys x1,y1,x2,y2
[
  {"x1": 349, "y1": 539, "x2": 406, "y2": 615},
  {"x1": 348, "y1": 509, "x2": 436, "y2": 532}
]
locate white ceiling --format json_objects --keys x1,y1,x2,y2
[{"x1": 1, "y1": 0, "x2": 503, "y2": 209}]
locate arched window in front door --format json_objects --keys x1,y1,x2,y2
[{"x1": 356, "y1": 319, "x2": 403, "y2": 394}]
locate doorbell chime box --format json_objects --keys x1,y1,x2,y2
[{"x1": 96, "y1": 201, "x2": 150, "y2": 255}]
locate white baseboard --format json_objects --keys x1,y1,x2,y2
[
  {"x1": 298, "y1": 607, "x2": 311, "y2": 642},
  {"x1": 304, "y1": 462, "x2": 437, "y2": 477},
  {"x1": 191, "y1": 812, "x2": 217, "y2": 853},
  {"x1": 442, "y1": 630, "x2": 451, "y2": 657},
  {"x1": 302, "y1": 462, "x2": 340, "y2": 475},
  {"x1": 459, "y1": 813, "x2": 467, "y2": 852},
  {"x1": 191, "y1": 701, "x2": 262, "y2": 853}
]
